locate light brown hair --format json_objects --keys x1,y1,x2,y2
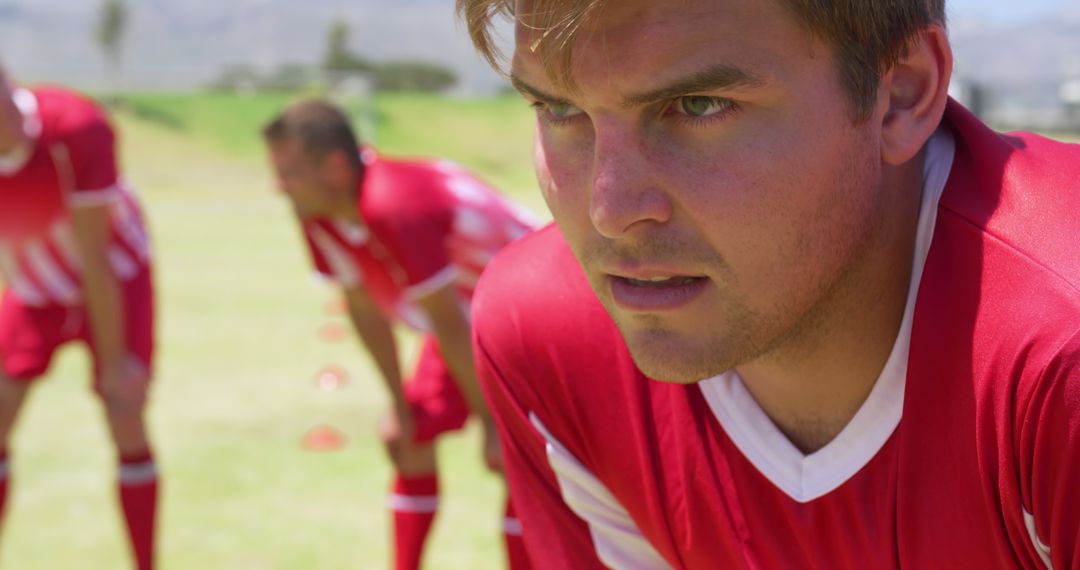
[
  {"x1": 262, "y1": 99, "x2": 364, "y2": 172},
  {"x1": 457, "y1": 0, "x2": 946, "y2": 121}
]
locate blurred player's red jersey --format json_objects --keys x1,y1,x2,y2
[
  {"x1": 472, "y1": 102, "x2": 1080, "y2": 568},
  {"x1": 0, "y1": 87, "x2": 150, "y2": 307},
  {"x1": 301, "y1": 150, "x2": 535, "y2": 329}
]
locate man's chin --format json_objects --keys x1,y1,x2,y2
[{"x1": 622, "y1": 330, "x2": 733, "y2": 385}]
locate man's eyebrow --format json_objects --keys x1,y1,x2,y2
[
  {"x1": 510, "y1": 74, "x2": 574, "y2": 106},
  {"x1": 509, "y1": 65, "x2": 764, "y2": 108},
  {"x1": 623, "y1": 64, "x2": 766, "y2": 107}
]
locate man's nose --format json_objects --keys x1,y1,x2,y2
[{"x1": 589, "y1": 120, "x2": 673, "y2": 239}]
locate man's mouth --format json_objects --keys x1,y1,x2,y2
[
  {"x1": 621, "y1": 276, "x2": 704, "y2": 287},
  {"x1": 607, "y1": 274, "x2": 709, "y2": 311}
]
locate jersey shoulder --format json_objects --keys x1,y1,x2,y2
[
  {"x1": 32, "y1": 86, "x2": 112, "y2": 140},
  {"x1": 940, "y1": 101, "x2": 1080, "y2": 293},
  {"x1": 930, "y1": 102, "x2": 1080, "y2": 393},
  {"x1": 359, "y1": 156, "x2": 454, "y2": 222},
  {"x1": 475, "y1": 224, "x2": 607, "y2": 335},
  {"x1": 473, "y1": 224, "x2": 624, "y2": 387}
]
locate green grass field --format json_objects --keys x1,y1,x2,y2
[{"x1": 0, "y1": 91, "x2": 545, "y2": 569}]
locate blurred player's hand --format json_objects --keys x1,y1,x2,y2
[
  {"x1": 482, "y1": 418, "x2": 503, "y2": 473},
  {"x1": 100, "y1": 355, "x2": 150, "y2": 412},
  {"x1": 379, "y1": 400, "x2": 417, "y2": 453},
  {"x1": 392, "y1": 400, "x2": 417, "y2": 445}
]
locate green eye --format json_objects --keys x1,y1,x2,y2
[
  {"x1": 548, "y1": 102, "x2": 584, "y2": 119},
  {"x1": 676, "y1": 96, "x2": 732, "y2": 117}
]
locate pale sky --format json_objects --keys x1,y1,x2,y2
[{"x1": 949, "y1": 0, "x2": 1076, "y2": 26}]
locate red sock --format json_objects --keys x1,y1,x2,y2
[
  {"x1": 503, "y1": 499, "x2": 531, "y2": 569},
  {"x1": 118, "y1": 451, "x2": 158, "y2": 570},
  {"x1": 389, "y1": 474, "x2": 439, "y2": 570}
]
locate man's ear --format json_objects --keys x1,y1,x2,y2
[{"x1": 878, "y1": 24, "x2": 953, "y2": 166}]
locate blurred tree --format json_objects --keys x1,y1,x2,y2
[
  {"x1": 322, "y1": 18, "x2": 372, "y2": 88},
  {"x1": 261, "y1": 63, "x2": 319, "y2": 91},
  {"x1": 97, "y1": 0, "x2": 128, "y2": 96},
  {"x1": 207, "y1": 64, "x2": 261, "y2": 93},
  {"x1": 371, "y1": 61, "x2": 458, "y2": 93}
]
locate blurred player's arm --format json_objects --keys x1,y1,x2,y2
[
  {"x1": 63, "y1": 110, "x2": 147, "y2": 406},
  {"x1": 71, "y1": 203, "x2": 146, "y2": 406},
  {"x1": 342, "y1": 285, "x2": 405, "y2": 410},
  {"x1": 416, "y1": 284, "x2": 502, "y2": 471},
  {"x1": 71, "y1": 203, "x2": 123, "y2": 364},
  {"x1": 416, "y1": 284, "x2": 488, "y2": 421}
]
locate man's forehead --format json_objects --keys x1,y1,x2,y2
[{"x1": 511, "y1": 0, "x2": 789, "y2": 99}]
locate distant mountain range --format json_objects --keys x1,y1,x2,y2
[{"x1": 1, "y1": 0, "x2": 1078, "y2": 104}]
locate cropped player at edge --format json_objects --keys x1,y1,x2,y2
[
  {"x1": 0, "y1": 68, "x2": 158, "y2": 567},
  {"x1": 262, "y1": 99, "x2": 536, "y2": 570},
  {"x1": 459, "y1": 0, "x2": 1080, "y2": 568}
]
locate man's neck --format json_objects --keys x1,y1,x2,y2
[
  {"x1": 0, "y1": 132, "x2": 29, "y2": 158},
  {"x1": 329, "y1": 172, "x2": 363, "y2": 221},
  {"x1": 735, "y1": 155, "x2": 926, "y2": 454}
]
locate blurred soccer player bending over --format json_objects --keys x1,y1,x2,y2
[
  {"x1": 459, "y1": 0, "x2": 1080, "y2": 567},
  {"x1": 262, "y1": 100, "x2": 535, "y2": 570},
  {"x1": 0, "y1": 69, "x2": 157, "y2": 567}
]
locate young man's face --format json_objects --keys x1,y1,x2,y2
[
  {"x1": 267, "y1": 138, "x2": 341, "y2": 219},
  {"x1": 512, "y1": 0, "x2": 889, "y2": 383}
]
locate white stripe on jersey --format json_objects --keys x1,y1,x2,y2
[
  {"x1": 0, "y1": 184, "x2": 150, "y2": 307},
  {"x1": 108, "y1": 245, "x2": 139, "y2": 279},
  {"x1": 67, "y1": 184, "x2": 121, "y2": 208},
  {"x1": 111, "y1": 186, "x2": 152, "y2": 263},
  {"x1": 402, "y1": 265, "x2": 456, "y2": 302},
  {"x1": 332, "y1": 219, "x2": 368, "y2": 245},
  {"x1": 529, "y1": 412, "x2": 672, "y2": 570},
  {"x1": 48, "y1": 221, "x2": 83, "y2": 271},
  {"x1": 457, "y1": 245, "x2": 496, "y2": 268},
  {"x1": 455, "y1": 207, "x2": 494, "y2": 239},
  {"x1": 0, "y1": 249, "x2": 47, "y2": 306},
  {"x1": 23, "y1": 239, "x2": 80, "y2": 304},
  {"x1": 308, "y1": 224, "x2": 363, "y2": 288}
]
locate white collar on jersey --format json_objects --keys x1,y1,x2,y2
[
  {"x1": 0, "y1": 88, "x2": 42, "y2": 175},
  {"x1": 698, "y1": 127, "x2": 957, "y2": 504}
]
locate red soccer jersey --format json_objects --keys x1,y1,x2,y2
[
  {"x1": 0, "y1": 87, "x2": 150, "y2": 307},
  {"x1": 472, "y1": 102, "x2": 1080, "y2": 569},
  {"x1": 302, "y1": 151, "x2": 536, "y2": 330}
]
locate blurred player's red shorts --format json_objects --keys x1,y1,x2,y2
[
  {"x1": 406, "y1": 336, "x2": 470, "y2": 443},
  {"x1": 0, "y1": 268, "x2": 154, "y2": 389}
]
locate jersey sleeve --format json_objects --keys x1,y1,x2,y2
[
  {"x1": 473, "y1": 336, "x2": 611, "y2": 569},
  {"x1": 57, "y1": 104, "x2": 120, "y2": 208},
  {"x1": 1022, "y1": 327, "x2": 1080, "y2": 569}
]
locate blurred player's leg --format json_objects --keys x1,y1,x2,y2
[
  {"x1": 503, "y1": 497, "x2": 530, "y2": 569},
  {"x1": 383, "y1": 424, "x2": 438, "y2": 570},
  {"x1": 104, "y1": 395, "x2": 157, "y2": 570},
  {"x1": 93, "y1": 268, "x2": 157, "y2": 570},
  {"x1": 0, "y1": 375, "x2": 30, "y2": 529}
]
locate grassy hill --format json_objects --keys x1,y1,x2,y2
[{"x1": 0, "y1": 91, "x2": 543, "y2": 569}]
